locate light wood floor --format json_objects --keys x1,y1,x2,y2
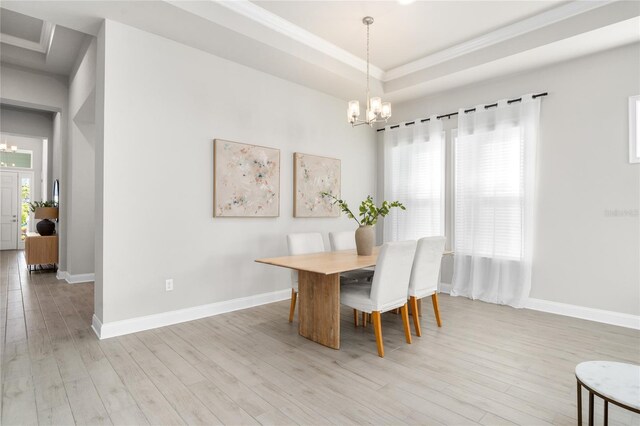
[{"x1": 2, "y1": 250, "x2": 639, "y2": 426}]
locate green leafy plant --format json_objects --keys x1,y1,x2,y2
[
  {"x1": 29, "y1": 200, "x2": 58, "y2": 213},
  {"x1": 21, "y1": 183, "x2": 31, "y2": 240},
  {"x1": 321, "y1": 192, "x2": 405, "y2": 226}
]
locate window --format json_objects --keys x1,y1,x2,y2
[
  {"x1": 20, "y1": 176, "x2": 32, "y2": 241},
  {"x1": 384, "y1": 122, "x2": 445, "y2": 241},
  {"x1": 454, "y1": 126, "x2": 524, "y2": 259},
  {"x1": 0, "y1": 150, "x2": 33, "y2": 168}
]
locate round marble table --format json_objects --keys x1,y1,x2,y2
[{"x1": 575, "y1": 361, "x2": 640, "y2": 426}]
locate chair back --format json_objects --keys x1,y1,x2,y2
[
  {"x1": 329, "y1": 231, "x2": 356, "y2": 251},
  {"x1": 287, "y1": 233, "x2": 325, "y2": 255},
  {"x1": 408, "y1": 236, "x2": 445, "y2": 298},
  {"x1": 370, "y1": 240, "x2": 417, "y2": 311},
  {"x1": 286, "y1": 233, "x2": 325, "y2": 288}
]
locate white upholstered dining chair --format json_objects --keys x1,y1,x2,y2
[
  {"x1": 328, "y1": 231, "x2": 356, "y2": 251},
  {"x1": 408, "y1": 236, "x2": 446, "y2": 336},
  {"x1": 340, "y1": 240, "x2": 417, "y2": 357},
  {"x1": 286, "y1": 233, "x2": 325, "y2": 322},
  {"x1": 329, "y1": 230, "x2": 375, "y2": 326}
]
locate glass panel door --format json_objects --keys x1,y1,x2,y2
[{"x1": 18, "y1": 173, "x2": 33, "y2": 249}]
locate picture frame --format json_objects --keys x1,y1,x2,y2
[
  {"x1": 293, "y1": 152, "x2": 341, "y2": 217},
  {"x1": 213, "y1": 139, "x2": 280, "y2": 217}
]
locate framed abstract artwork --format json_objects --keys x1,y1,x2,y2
[
  {"x1": 214, "y1": 139, "x2": 280, "y2": 217},
  {"x1": 293, "y1": 152, "x2": 341, "y2": 217}
]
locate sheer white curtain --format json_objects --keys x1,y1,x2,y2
[
  {"x1": 383, "y1": 117, "x2": 444, "y2": 242},
  {"x1": 451, "y1": 95, "x2": 540, "y2": 308}
]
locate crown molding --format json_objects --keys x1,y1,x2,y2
[
  {"x1": 41, "y1": 21, "x2": 56, "y2": 56},
  {"x1": 0, "y1": 33, "x2": 45, "y2": 52},
  {"x1": 0, "y1": 21, "x2": 55, "y2": 54},
  {"x1": 213, "y1": 0, "x2": 615, "y2": 84},
  {"x1": 383, "y1": 0, "x2": 614, "y2": 82},
  {"x1": 217, "y1": 0, "x2": 385, "y2": 81}
]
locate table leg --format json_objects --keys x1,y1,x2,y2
[
  {"x1": 577, "y1": 381, "x2": 582, "y2": 425},
  {"x1": 604, "y1": 400, "x2": 608, "y2": 426},
  {"x1": 298, "y1": 271, "x2": 340, "y2": 349},
  {"x1": 588, "y1": 392, "x2": 594, "y2": 426}
]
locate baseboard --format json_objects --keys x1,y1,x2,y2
[
  {"x1": 56, "y1": 270, "x2": 95, "y2": 284},
  {"x1": 439, "y1": 282, "x2": 638, "y2": 330},
  {"x1": 94, "y1": 288, "x2": 291, "y2": 339},
  {"x1": 91, "y1": 314, "x2": 102, "y2": 339},
  {"x1": 525, "y1": 298, "x2": 640, "y2": 330},
  {"x1": 438, "y1": 282, "x2": 452, "y2": 294}
]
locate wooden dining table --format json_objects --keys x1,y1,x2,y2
[
  {"x1": 256, "y1": 247, "x2": 452, "y2": 350},
  {"x1": 256, "y1": 248, "x2": 379, "y2": 349}
]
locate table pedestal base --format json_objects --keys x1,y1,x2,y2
[{"x1": 298, "y1": 271, "x2": 340, "y2": 349}]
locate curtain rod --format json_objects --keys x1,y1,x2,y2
[{"x1": 377, "y1": 92, "x2": 548, "y2": 132}]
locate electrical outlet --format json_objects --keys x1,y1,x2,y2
[{"x1": 165, "y1": 279, "x2": 174, "y2": 291}]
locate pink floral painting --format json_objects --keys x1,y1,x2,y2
[
  {"x1": 293, "y1": 153, "x2": 340, "y2": 217},
  {"x1": 214, "y1": 140, "x2": 280, "y2": 217}
]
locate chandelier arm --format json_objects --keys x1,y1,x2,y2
[{"x1": 351, "y1": 115, "x2": 389, "y2": 127}]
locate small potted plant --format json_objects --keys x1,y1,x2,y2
[
  {"x1": 29, "y1": 201, "x2": 58, "y2": 236},
  {"x1": 322, "y1": 193, "x2": 405, "y2": 255}
]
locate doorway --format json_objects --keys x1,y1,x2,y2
[
  {"x1": 1, "y1": 171, "x2": 19, "y2": 249},
  {"x1": 1, "y1": 170, "x2": 35, "y2": 250}
]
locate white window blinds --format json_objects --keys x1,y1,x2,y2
[
  {"x1": 454, "y1": 125, "x2": 523, "y2": 259},
  {"x1": 383, "y1": 118, "x2": 445, "y2": 242}
]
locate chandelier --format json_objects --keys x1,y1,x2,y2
[
  {"x1": 0, "y1": 143, "x2": 18, "y2": 152},
  {"x1": 348, "y1": 16, "x2": 391, "y2": 127}
]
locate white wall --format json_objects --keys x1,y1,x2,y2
[
  {"x1": 383, "y1": 43, "x2": 640, "y2": 316},
  {"x1": 66, "y1": 39, "x2": 97, "y2": 276},
  {"x1": 96, "y1": 20, "x2": 376, "y2": 324}
]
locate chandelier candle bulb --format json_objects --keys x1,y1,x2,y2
[
  {"x1": 348, "y1": 100, "x2": 360, "y2": 119},
  {"x1": 381, "y1": 102, "x2": 392, "y2": 118},
  {"x1": 370, "y1": 97, "x2": 382, "y2": 114},
  {"x1": 1, "y1": 143, "x2": 19, "y2": 153}
]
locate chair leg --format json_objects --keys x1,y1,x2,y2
[
  {"x1": 288, "y1": 289, "x2": 297, "y2": 323},
  {"x1": 409, "y1": 296, "x2": 421, "y2": 337},
  {"x1": 362, "y1": 311, "x2": 367, "y2": 328},
  {"x1": 353, "y1": 309, "x2": 359, "y2": 327},
  {"x1": 372, "y1": 311, "x2": 384, "y2": 357},
  {"x1": 431, "y1": 293, "x2": 442, "y2": 327},
  {"x1": 400, "y1": 303, "x2": 412, "y2": 344}
]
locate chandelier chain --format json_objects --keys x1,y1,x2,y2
[{"x1": 366, "y1": 20, "x2": 370, "y2": 112}]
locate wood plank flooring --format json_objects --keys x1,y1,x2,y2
[{"x1": 2, "y1": 249, "x2": 639, "y2": 425}]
